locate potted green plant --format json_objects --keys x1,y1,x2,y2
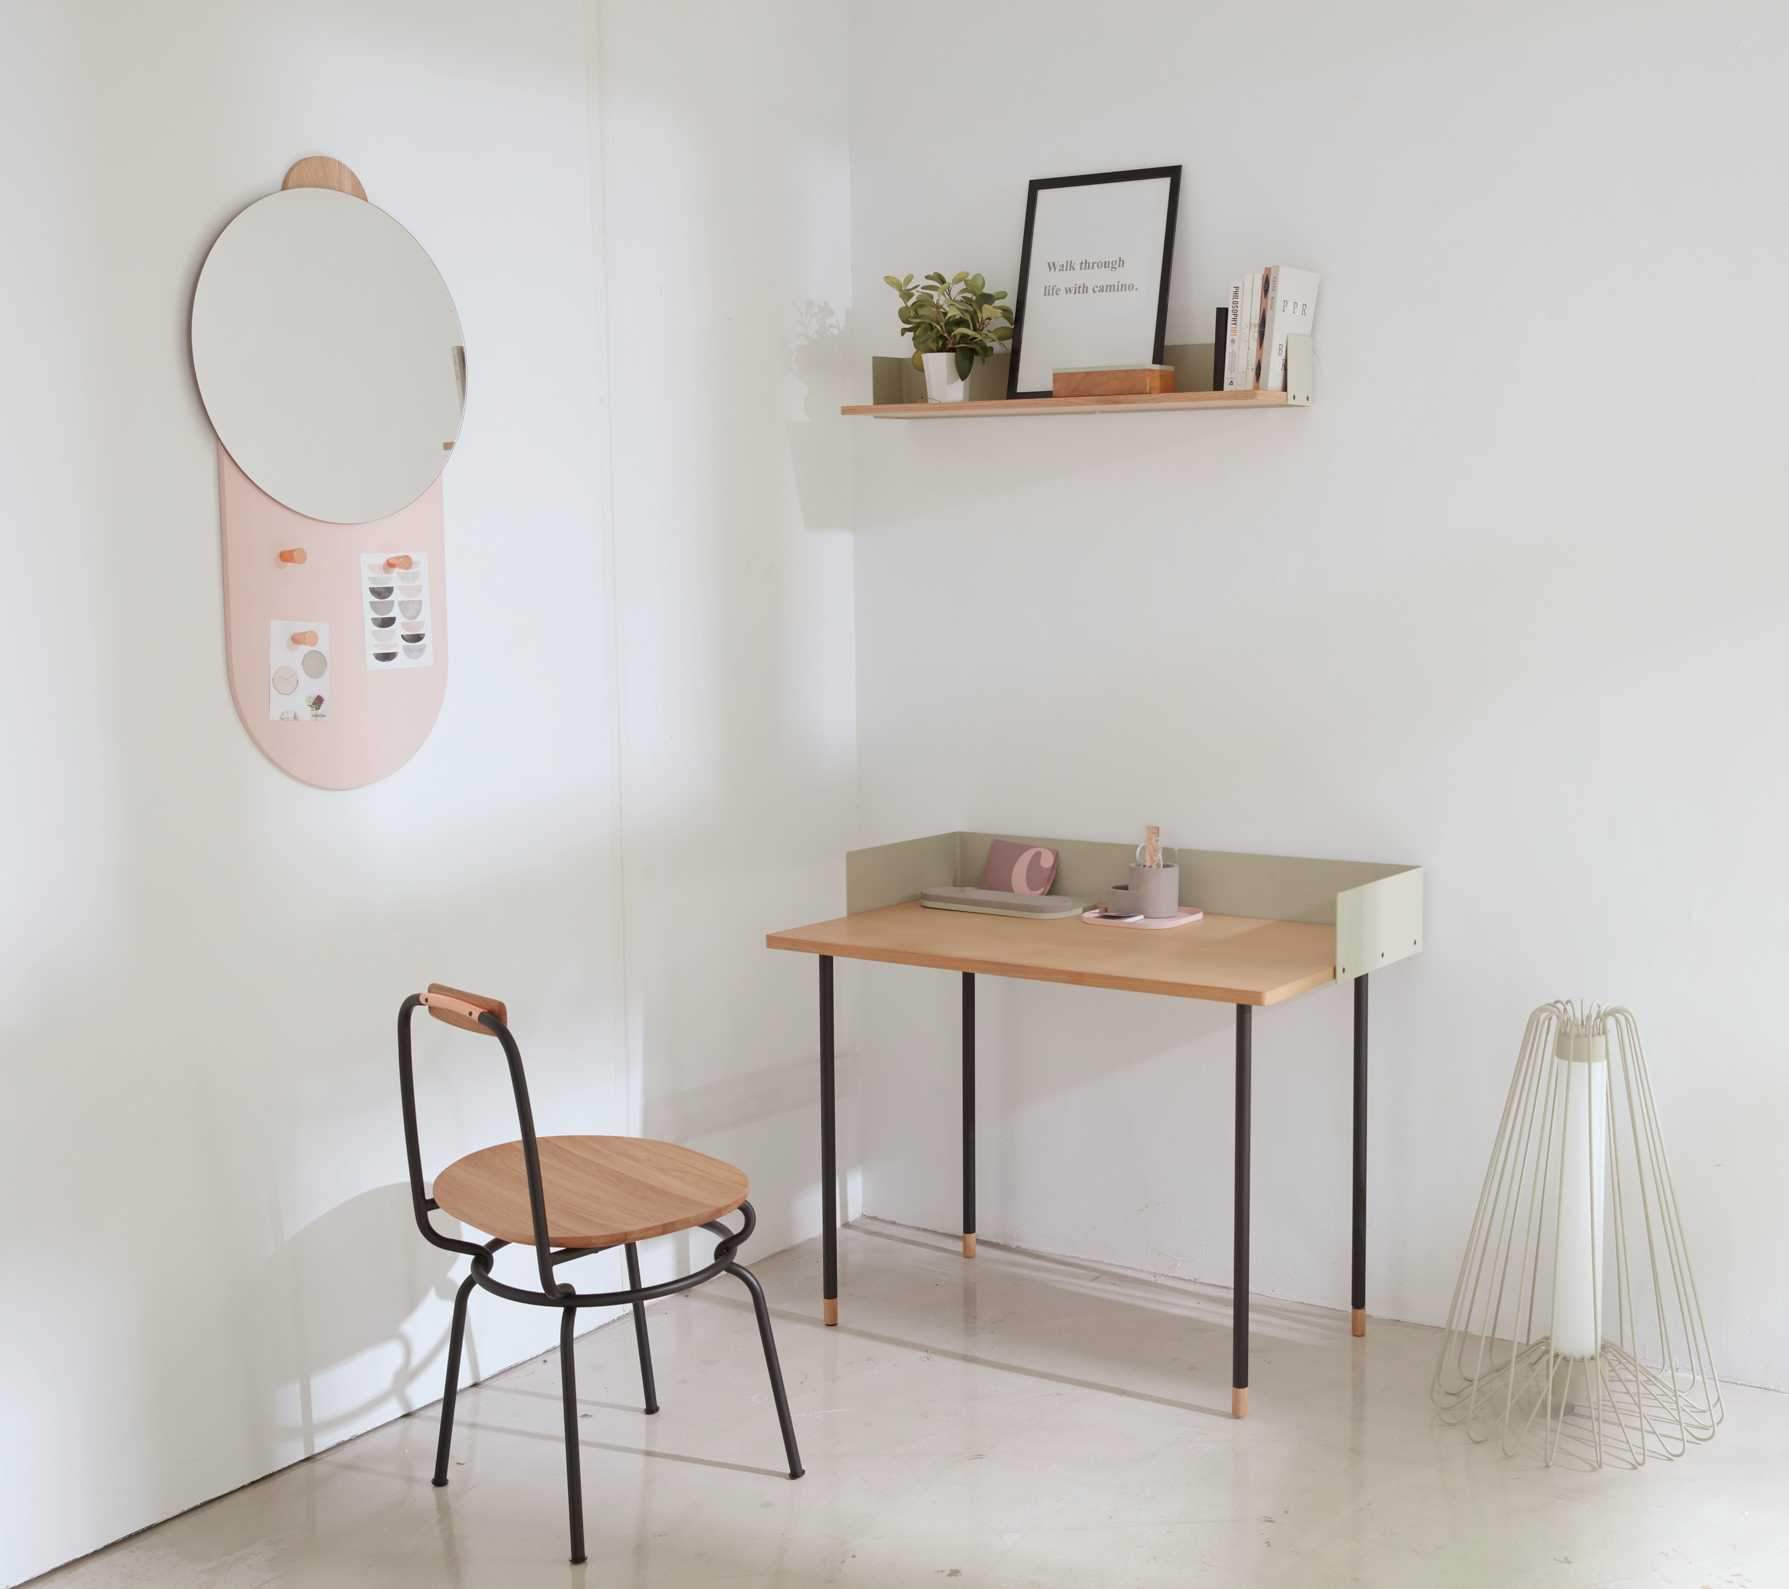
[{"x1": 885, "y1": 271, "x2": 1014, "y2": 402}]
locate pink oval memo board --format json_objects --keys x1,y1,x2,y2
[{"x1": 219, "y1": 446, "x2": 449, "y2": 790}]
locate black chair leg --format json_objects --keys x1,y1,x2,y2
[
  {"x1": 559, "y1": 1306, "x2": 586, "y2": 1565},
  {"x1": 726, "y1": 1261, "x2": 803, "y2": 1479},
  {"x1": 432, "y1": 1272, "x2": 477, "y2": 1486},
  {"x1": 625, "y1": 1243, "x2": 660, "y2": 1414}
]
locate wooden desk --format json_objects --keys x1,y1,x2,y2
[
  {"x1": 768, "y1": 849, "x2": 1418, "y2": 1420},
  {"x1": 768, "y1": 902, "x2": 1336, "y2": 1006}
]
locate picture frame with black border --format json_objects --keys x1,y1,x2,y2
[{"x1": 1007, "y1": 165, "x2": 1181, "y2": 399}]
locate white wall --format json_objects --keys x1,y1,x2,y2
[
  {"x1": 594, "y1": 1, "x2": 859, "y2": 1274},
  {"x1": 846, "y1": 0, "x2": 1789, "y2": 1390},
  {"x1": 1, "y1": 5, "x2": 628, "y2": 1582}
]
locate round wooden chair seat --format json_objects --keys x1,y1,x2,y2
[{"x1": 432, "y1": 1134, "x2": 749, "y2": 1249}]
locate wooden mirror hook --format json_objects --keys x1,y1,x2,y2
[
  {"x1": 277, "y1": 547, "x2": 307, "y2": 565},
  {"x1": 384, "y1": 554, "x2": 414, "y2": 571},
  {"x1": 281, "y1": 156, "x2": 367, "y2": 201},
  {"x1": 288, "y1": 629, "x2": 319, "y2": 647}
]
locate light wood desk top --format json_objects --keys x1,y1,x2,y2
[{"x1": 767, "y1": 902, "x2": 1337, "y2": 1007}]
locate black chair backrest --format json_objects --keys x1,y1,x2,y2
[{"x1": 398, "y1": 985, "x2": 562, "y2": 1295}]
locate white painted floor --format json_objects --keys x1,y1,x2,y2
[{"x1": 34, "y1": 1220, "x2": 1787, "y2": 1587}]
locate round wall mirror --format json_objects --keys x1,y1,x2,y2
[{"x1": 192, "y1": 186, "x2": 465, "y2": 525}]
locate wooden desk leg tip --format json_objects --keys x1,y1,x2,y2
[
  {"x1": 962, "y1": 1233, "x2": 976, "y2": 1259},
  {"x1": 1232, "y1": 1387, "x2": 1248, "y2": 1420},
  {"x1": 1351, "y1": 1308, "x2": 1366, "y2": 1338},
  {"x1": 822, "y1": 1297, "x2": 838, "y2": 1327}
]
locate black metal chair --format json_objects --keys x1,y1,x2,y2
[{"x1": 399, "y1": 983, "x2": 803, "y2": 1564}]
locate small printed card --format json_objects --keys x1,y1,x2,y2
[
  {"x1": 269, "y1": 621, "x2": 330, "y2": 720},
  {"x1": 362, "y1": 552, "x2": 433, "y2": 670}
]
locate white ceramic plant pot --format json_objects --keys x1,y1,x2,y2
[{"x1": 921, "y1": 350, "x2": 968, "y2": 403}]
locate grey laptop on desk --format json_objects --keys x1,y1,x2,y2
[{"x1": 918, "y1": 885, "x2": 1080, "y2": 919}]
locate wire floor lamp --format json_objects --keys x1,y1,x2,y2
[{"x1": 1431, "y1": 1002, "x2": 1721, "y2": 1470}]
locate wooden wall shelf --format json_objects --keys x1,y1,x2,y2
[
  {"x1": 847, "y1": 333, "x2": 1313, "y2": 420},
  {"x1": 841, "y1": 390, "x2": 1295, "y2": 420}
]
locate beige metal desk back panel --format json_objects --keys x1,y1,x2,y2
[{"x1": 845, "y1": 831, "x2": 1422, "y2": 980}]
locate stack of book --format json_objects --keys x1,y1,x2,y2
[{"x1": 1214, "y1": 267, "x2": 1320, "y2": 392}]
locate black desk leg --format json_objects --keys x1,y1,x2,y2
[
  {"x1": 1352, "y1": 972, "x2": 1369, "y2": 1338},
  {"x1": 962, "y1": 972, "x2": 976, "y2": 1259},
  {"x1": 819, "y1": 955, "x2": 838, "y2": 1326},
  {"x1": 1233, "y1": 1003, "x2": 1252, "y2": 1419}
]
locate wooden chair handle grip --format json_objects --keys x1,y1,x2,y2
[
  {"x1": 422, "y1": 982, "x2": 510, "y2": 1034},
  {"x1": 420, "y1": 992, "x2": 487, "y2": 1026}
]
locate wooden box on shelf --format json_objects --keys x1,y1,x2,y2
[{"x1": 1051, "y1": 365, "x2": 1175, "y2": 399}]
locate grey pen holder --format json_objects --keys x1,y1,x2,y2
[{"x1": 1131, "y1": 863, "x2": 1180, "y2": 919}]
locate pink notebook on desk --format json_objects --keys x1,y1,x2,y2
[{"x1": 979, "y1": 840, "x2": 1058, "y2": 895}]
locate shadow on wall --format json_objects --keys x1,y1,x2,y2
[
  {"x1": 254, "y1": 1182, "x2": 470, "y2": 1459},
  {"x1": 3, "y1": 812, "x2": 629, "y2": 1531},
  {"x1": 787, "y1": 297, "x2": 852, "y2": 530},
  {"x1": 833, "y1": 295, "x2": 1280, "y2": 542},
  {"x1": 611, "y1": 295, "x2": 859, "y2": 1260},
  {"x1": 253, "y1": 1181, "x2": 636, "y2": 1468}
]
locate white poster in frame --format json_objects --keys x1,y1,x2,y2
[{"x1": 1007, "y1": 166, "x2": 1181, "y2": 398}]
